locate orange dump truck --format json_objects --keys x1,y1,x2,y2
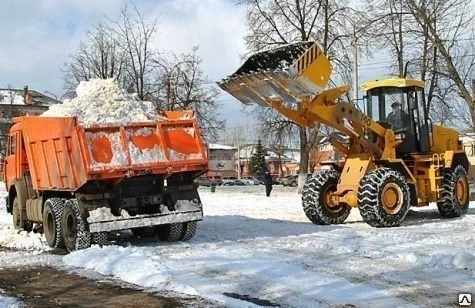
[{"x1": 2, "y1": 110, "x2": 208, "y2": 251}]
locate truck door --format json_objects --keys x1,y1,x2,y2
[{"x1": 4, "y1": 132, "x2": 19, "y2": 188}]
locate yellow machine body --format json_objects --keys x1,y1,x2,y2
[{"x1": 220, "y1": 42, "x2": 469, "y2": 227}]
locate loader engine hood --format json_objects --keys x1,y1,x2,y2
[{"x1": 219, "y1": 41, "x2": 333, "y2": 107}]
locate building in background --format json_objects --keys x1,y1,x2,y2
[
  {"x1": 207, "y1": 143, "x2": 238, "y2": 177},
  {"x1": 0, "y1": 87, "x2": 60, "y2": 160},
  {"x1": 237, "y1": 145, "x2": 297, "y2": 177}
]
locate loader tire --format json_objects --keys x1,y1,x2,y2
[
  {"x1": 358, "y1": 168, "x2": 410, "y2": 227},
  {"x1": 157, "y1": 223, "x2": 184, "y2": 242},
  {"x1": 131, "y1": 226, "x2": 156, "y2": 238},
  {"x1": 180, "y1": 221, "x2": 197, "y2": 241},
  {"x1": 92, "y1": 232, "x2": 108, "y2": 247},
  {"x1": 12, "y1": 196, "x2": 32, "y2": 232},
  {"x1": 302, "y1": 169, "x2": 351, "y2": 225},
  {"x1": 43, "y1": 198, "x2": 66, "y2": 248},
  {"x1": 62, "y1": 199, "x2": 91, "y2": 252},
  {"x1": 437, "y1": 165, "x2": 469, "y2": 218}
]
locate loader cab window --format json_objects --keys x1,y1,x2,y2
[
  {"x1": 367, "y1": 86, "x2": 430, "y2": 154},
  {"x1": 367, "y1": 87, "x2": 410, "y2": 133}
]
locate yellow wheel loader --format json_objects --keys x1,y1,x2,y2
[{"x1": 219, "y1": 42, "x2": 470, "y2": 227}]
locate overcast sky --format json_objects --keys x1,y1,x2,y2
[{"x1": 0, "y1": 0, "x2": 392, "y2": 129}]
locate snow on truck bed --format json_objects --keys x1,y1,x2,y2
[
  {"x1": 42, "y1": 78, "x2": 163, "y2": 126},
  {"x1": 1, "y1": 185, "x2": 474, "y2": 307}
]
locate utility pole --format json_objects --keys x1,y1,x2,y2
[{"x1": 352, "y1": 24, "x2": 359, "y2": 103}]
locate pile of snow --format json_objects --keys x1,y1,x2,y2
[
  {"x1": 63, "y1": 245, "x2": 197, "y2": 295},
  {"x1": 0, "y1": 191, "x2": 49, "y2": 253},
  {"x1": 42, "y1": 78, "x2": 162, "y2": 126},
  {"x1": 0, "y1": 90, "x2": 25, "y2": 105}
]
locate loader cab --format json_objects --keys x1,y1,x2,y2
[{"x1": 363, "y1": 78, "x2": 431, "y2": 154}]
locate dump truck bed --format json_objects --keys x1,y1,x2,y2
[{"x1": 14, "y1": 111, "x2": 207, "y2": 191}]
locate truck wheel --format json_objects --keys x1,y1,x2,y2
[
  {"x1": 92, "y1": 232, "x2": 108, "y2": 247},
  {"x1": 62, "y1": 199, "x2": 91, "y2": 252},
  {"x1": 157, "y1": 223, "x2": 183, "y2": 242},
  {"x1": 43, "y1": 198, "x2": 66, "y2": 248},
  {"x1": 180, "y1": 221, "x2": 197, "y2": 241},
  {"x1": 358, "y1": 168, "x2": 410, "y2": 227},
  {"x1": 12, "y1": 197, "x2": 33, "y2": 232},
  {"x1": 131, "y1": 227, "x2": 156, "y2": 238},
  {"x1": 437, "y1": 165, "x2": 469, "y2": 218},
  {"x1": 302, "y1": 170, "x2": 351, "y2": 225}
]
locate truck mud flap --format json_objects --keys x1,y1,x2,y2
[{"x1": 87, "y1": 210, "x2": 203, "y2": 233}]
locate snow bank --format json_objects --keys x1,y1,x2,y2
[
  {"x1": 63, "y1": 186, "x2": 475, "y2": 307},
  {"x1": 0, "y1": 191, "x2": 49, "y2": 253},
  {"x1": 42, "y1": 78, "x2": 162, "y2": 126},
  {"x1": 63, "y1": 245, "x2": 197, "y2": 295},
  {"x1": 0, "y1": 290, "x2": 21, "y2": 308},
  {"x1": 0, "y1": 229, "x2": 49, "y2": 253}
]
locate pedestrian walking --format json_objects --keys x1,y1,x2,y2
[{"x1": 263, "y1": 170, "x2": 273, "y2": 197}]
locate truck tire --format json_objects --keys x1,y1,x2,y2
[
  {"x1": 92, "y1": 232, "x2": 108, "y2": 247},
  {"x1": 358, "y1": 168, "x2": 411, "y2": 227},
  {"x1": 62, "y1": 199, "x2": 91, "y2": 252},
  {"x1": 437, "y1": 165, "x2": 469, "y2": 218},
  {"x1": 131, "y1": 227, "x2": 156, "y2": 238},
  {"x1": 43, "y1": 198, "x2": 66, "y2": 248},
  {"x1": 302, "y1": 170, "x2": 351, "y2": 225},
  {"x1": 12, "y1": 196, "x2": 32, "y2": 232},
  {"x1": 157, "y1": 223, "x2": 183, "y2": 242},
  {"x1": 180, "y1": 221, "x2": 197, "y2": 241}
]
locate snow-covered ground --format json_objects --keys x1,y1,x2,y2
[
  {"x1": 1, "y1": 185, "x2": 474, "y2": 307},
  {"x1": 0, "y1": 291, "x2": 21, "y2": 308}
]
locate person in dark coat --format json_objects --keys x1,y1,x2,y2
[{"x1": 263, "y1": 170, "x2": 273, "y2": 197}]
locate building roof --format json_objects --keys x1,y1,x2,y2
[
  {"x1": 238, "y1": 145, "x2": 299, "y2": 163},
  {"x1": 0, "y1": 88, "x2": 60, "y2": 106},
  {"x1": 361, "y1": 78, "x2": 425, "y2": 91},
  {"x1": 209, "y1": 143, "x2": 237, "y2": 150}
]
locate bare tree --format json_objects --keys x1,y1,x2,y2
[
  {"x1": 153, "y1": 48, "x2": 225, "y2": 141},
  {"x1": 406, "y1": 0, "x2": 475, "y2": 131},
  {"x1": 112, "y1": 4, "x2": 157, "y2": 100},
  {"x1": 241, "y1": 0, "x2": 353, "y2": 191},
  {"x1": 62, "y1": 23, "x2": 125, "y2": 96}
]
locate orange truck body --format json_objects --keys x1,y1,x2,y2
[
  {"x1": 3, "y1": 110, "x2": 208, "y2": 237},
  {"x1": 4, "y1": 111, "x2": 207, "y2": 191}
]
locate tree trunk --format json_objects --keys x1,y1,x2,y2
[{"x1": 298, "y1": 126, "x2": 309, "y2": 194}]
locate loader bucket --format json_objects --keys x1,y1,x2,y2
[{"x1": 219, "y1": 41, "x2": 332, "y2": 107}]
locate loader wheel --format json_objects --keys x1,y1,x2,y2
[
  {"x1": 157, "y1": 223, "x2": 184, "y2": 242},
  {"x1": 12, "y1": 197, "x2": 32, "y2": 232},
  {"x1": 62, "y1": 199, "x2": 91, "y2": 252},
  {"x1": 437, "y1": 165, "x2": 469, "y2": 218},
  {"x1": 180, "y1": 221, "x2": 197, "y2": 241},
  {"x1": 43, "y1": 198, "x2": 66, "y2": 248},
  {"x1": 131, "y1": 226, "x2": 156, "y2": 238},
  {"x1": 302, "y1": 170, "x2": 351, "y2": 225},
  {"x1": 358, "y1": 168, "x2": 410, "y2": 227}
]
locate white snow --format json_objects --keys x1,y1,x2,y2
[
  {"x1": 0, "y1": 90, "x2": 25, "y2": 105},
  {"x1": 0, "y1": 177, "x2": 473, "y2": 307},
  {"x1": 0, "y1": 291, "x2": 21, "y2": 308},
  {"x1": 62, "y1": 186, "x2": 475, "y2": 307},
  {"x1": 209, "y1": 143, "x2": 236, "y2": 150},
  {"x1": 42, "y1": 78, "x2": 163, "y2": 127}
]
